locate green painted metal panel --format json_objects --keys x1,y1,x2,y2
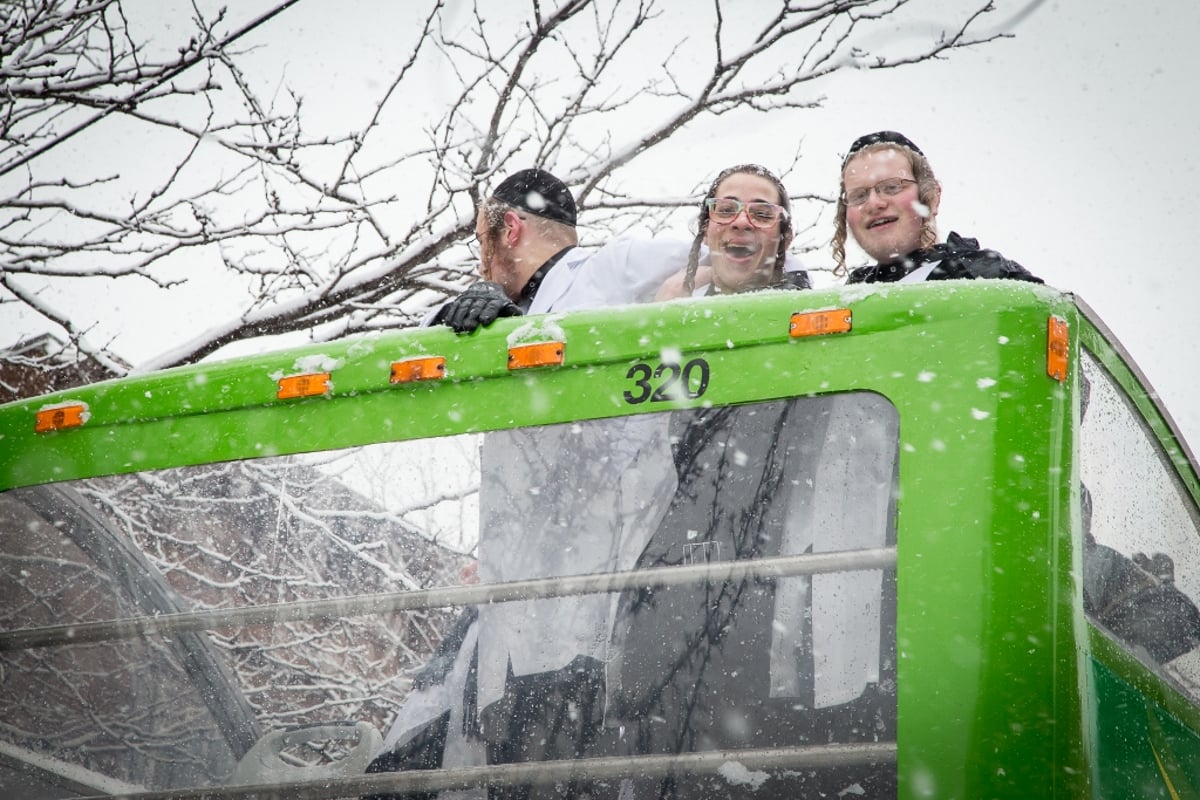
[{"x1": 0, "y1": 283, "x2": 1069, "y2": 491}]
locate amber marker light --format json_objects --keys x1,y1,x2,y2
[
  {"x1": 1047, "y1": 316, "x2": 1069, "y2": 382},
  {"x1": 277, "y1": 372, "x2": 332, "y2": 400},
  {"x1": 35, "y1": 403, "x2": 88, "y2": 433},
  {"x1": 790, "y1": 308, "x2": 852, "y2": 338},
  {"x1": 391, "y1": 356, "x2": 446, "y2": 383},
  {"x1": 508, "y1": 341, "x2": 565, "y2": 370}
]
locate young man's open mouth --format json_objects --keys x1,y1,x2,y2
[{"x1": 721, "y1": 241, "x2": 761, "y2": 262}]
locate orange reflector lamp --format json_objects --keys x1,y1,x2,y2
[
  {"x1": 277, "y1": 372, "x2": 331, "y2": 400},
  {"x1": 508, "y1": 341, "x2": 565, "y2": 370},
  {"x1": 1047, "y1": 315, "x2": 1069, "y2": 382},
  {"x1": 790, "y1": 308, "x2": 852, "y2": 338},
  {"x1": 35, "y1": 403, "x2": 88, "y2": 433},
  {"x1": 391, "y1": 356, "x2": 446, "y2": 383}
]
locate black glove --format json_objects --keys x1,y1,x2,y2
[{"x1": 432, "y1": 281, "x2": 522, "y2": 334}]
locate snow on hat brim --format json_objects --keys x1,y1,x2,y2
[
  {"x1": 491, "y1": 168, "x2": 577, "y2": 227},
  {"x1": 843, "y1": 131, "x2": 924, "y2": 166}
]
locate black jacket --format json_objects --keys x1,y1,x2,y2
[
  {"x1": 702, "y1": 269, "x2": 813, "y2": 296},
  {"x1": 846, "y1": 231, "x2": 1042, "y2": 285}
]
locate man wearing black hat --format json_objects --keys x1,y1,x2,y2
[
  {"x1": 431, "y1": 168, "x2": 588, "y2": 333},
  {"x1": 432, "y1": 167, "x2": 710, "y2": 334},
  {"x1": 385, "y1": 169, "x2": 684, "y2": 798},
  {"x1": 832, "y1": 130, "x2": 1042, "y2": 285}
]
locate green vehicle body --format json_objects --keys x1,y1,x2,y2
[{"x1": 2, "y1": 280, "x2": 1198, "y2": 798}]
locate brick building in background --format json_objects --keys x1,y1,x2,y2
[{"x1": 0, "y1": 333, "x2": 124, "y2": 404}]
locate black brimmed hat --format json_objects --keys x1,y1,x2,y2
[
  {"x1": 843, "y1": 131, "x2": 924, "y2": 165},
  {"x1": 491, "y1": 168, "x2": 577, "y2": 227}
]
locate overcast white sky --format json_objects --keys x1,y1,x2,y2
[{"x1": 5, "y1": 0, "x2": 1197, "y2": 453}]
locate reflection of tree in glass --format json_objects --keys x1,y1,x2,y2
[
  {"x1": 317, "y1": 437, "x2": 483, "y2": 554},
  {"x1": 0, "y1": 486, "x2": 250, "y2": 789},
  {"x1": 75, "y1": 459, "x2": 474, "y2": 738},
  {"x1": 607, "y1": 397, "x2": 898, "y2": 799}
]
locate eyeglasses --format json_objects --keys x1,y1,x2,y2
[
  {"x1": 705, "y1": 198, "x2": 787, "y2": 228},
  {"x1": 842, "y1": 177, "x2": 917, "y2": 207}
]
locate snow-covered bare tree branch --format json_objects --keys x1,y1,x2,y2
[
  {"x1": 73, "y1": 452, "x2": 477, "y2": 736},
  {"x1": 1, "y1": 0, "x2": 1015, "y2": 383}
]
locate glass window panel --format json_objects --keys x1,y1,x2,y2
[
  {"x1": 1080, "y1": 352, "x2": 1200, "y2": 697},
  {"x1": 1, "y1": 392, "x2": 899, "y2": 797},
  {"x1": 0, "y1": 485, "x2": 249, "y2": 793}
]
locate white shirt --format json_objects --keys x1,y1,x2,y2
[
  {"x1": 542, "y1": 239, "x2": 808, "y2": 311},
  {"x1": 530, "y1": 237, "x2": 695, "y2": 313},
  {"x1": 472, "y1": 237, "x2": 710, "y2": 714}
]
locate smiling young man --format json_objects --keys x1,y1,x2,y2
[
  {"x1": 833, "y1": 130, "x2": 1042, "y2": 285},
  {"x1": 704, "y1": 167, "x2": 795, "y2": 293},
  {"x1": 675, "y1": 163, "x2": 811, "y2": 296}
]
